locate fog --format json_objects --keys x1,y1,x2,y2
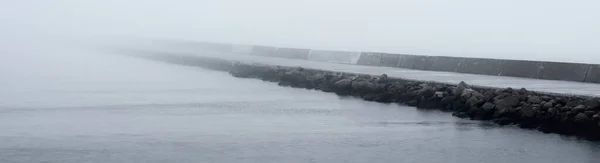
[{"x1": 2, "y1": 0, "x2": 600, "y2": 63}]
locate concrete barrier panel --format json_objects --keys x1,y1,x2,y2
[
  {"x1": 307, "y1": 50, "x2": 359, "y2": 64},
  {"x1": 539, "y1": 62, "x2": 590, "y2": 82},
  {"x1": 430, "y1": 56, "x2": 464, "y2": 72},
  {"x1": 356, "y1": 52, "x2": 382, "y2": 66},
  {"x1": 251, "y1": 46, "x2": 278, "y2": 57},
  {"x1": 195, "y1": 42, "x2": 233, "y2": 53},
  {"x1": 380, "y1": 53, "x2": 401, "y2": 67},
  {"x1": 399, "y1": 55, "x2": 434, "y2": 70},
  {"x1": 585, "y1": 65, "x2": 600, "y2": 83},
  {"x1": 274, "y1": 48, "x2": 310, "y2": 60},
  {"x1": 458, "y1": 58, "x2": 502, "y2": 76},
  {"x1": 499, "y1": 60, "x2": 542, "y2": 78},
  {"x1": 231, "y1": 44, "x2": 253, "y2": 55}
]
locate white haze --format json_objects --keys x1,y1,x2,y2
[{"x1": 1, "y1": 0, "x2": 599, "y2": 63}]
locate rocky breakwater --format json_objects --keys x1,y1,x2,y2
[{"x1": 229, "y1": 63, "x2": 600, "y2": 140}]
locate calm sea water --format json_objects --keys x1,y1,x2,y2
[{"x1": 0, "y1": 45, "x2": 599, "y2": 163}]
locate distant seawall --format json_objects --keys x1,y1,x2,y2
[
  {"x1": 125, "y1": 51, "x2": 600, "y2": 140},
  {"x1": 145, "y1": 40, "x2": 600, "y2": 84}
]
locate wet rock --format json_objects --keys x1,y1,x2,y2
[
  {"x1": 482, "y1": 102, "x2": 495, "y2": 110},
  {"x1": 466, "y1": 95, "x2": 485, "y2": 107},
  {"x1": 518, "y1": 88, "x2": 529, "y2": 95},
  {"x1": 548, "y1": 108, "x2": 559, "y2": 116},
  {"x1": 334, "y1": 79, "x2": 352, "y2": 89},
  {"x1": 573, "y1": 105, "x2": 587, "y2": 113},
  {"x1": 453, "y1": 81, "x2": 468, "y2": 96},
  {"x1": 584, "y1": 111, "x2": 596, "y2": 117},
  {"x1": 452, "y1": 112, "x2": 469, "y2": 118},
  {"x1": 542, "y1": 101, "x2": 554, "y2": 109},
  {"x1": 494, "y1": 117, "x2": 514, "y2": 125},
  {"x1": 566, "y1": 100, "x2": 583, "y2": 108},
  {"x1": 584, "y1": 98, "x2": 600, "y2": 110},
  {"x1": 527, "y1": 96, "x2": 542, "y2": 104},
  {"x1": 521, "y1": 106, "x2": 535, "y2": 118},
  {"x1": 494, "y1": 95, "x2": 520, "y2": 109},
  {"x1": 440, "y1": 96, "x2": 456, "y2": 104},
  {"x1": 461, "y1": 89, "x2": 482, "y2": 101},
  {"x1": 574, "y1": 113, "x2": 589, "y2": 123},
  {"x1": 417, "y1": 86, "x2": 435, "y2": 98},
  {"x1": 434, "y1": 91, "x2": 445, "y2": 98}
]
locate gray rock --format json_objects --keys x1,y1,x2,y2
[
  {"x1": 518, "y1": 88, "x2": 529, "y2": 95},
  {"x1": 435, "y1": 91, "x2": 445, "y2": 98},
  {"x1": 466, "y1": 95, "x2": 485, "y2": 107},
  {"x1": 334, "y1": 79, "x2": 352, "y2": 89},
  {"x1": 482, "y1": 102, "x2": 495, "y2": 110},
  {"x1": 548, "y1": 108, "x2": 559, "y2": 116},
  {"x1": 566, "y1": 100, "x2": 583, "y2": 108},
  {"x1": 574, "y1": 113, "x2": 589, "y2": 123},
  {"x1": 494, "y1": 96, "x2": 521, "y2": 109},
  {"x1": 440, "y1": 96, "x2": 456, "y2": 104},
  {"x1": 376, "y1": 74, "x2": 388, "y2": 83},
  {"x1": 417, "y1": 86, "x2": 435, "y2": 98},
  {"x1": 521, "y1": 106, "x2": 535, "y2": 118},
  {"x1": 527, "y1": 96, "x2": 542, "y2": 104},
  {"x1": 584, "y1": 111, "x2": 596, "y2": 117},
  {"x1": 461, "y1": 89, "x2": 483, "y2": 101},
  {"x1": 453, "y1": 81, "x2": 468, "y2": 96},
  {"x1": 573, "y1": 105, "x2": 587, "y2": 113},
  {"x1": 542, "y1": 101, "x2": 554, "y2": 109},
  {"x1": 584, "y1": 97, "x2": 600, "y2": 110}
]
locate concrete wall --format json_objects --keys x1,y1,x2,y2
[
  {"x1": 458, "y1": 58, "x2": 503, "y2": 76},
  {"x1": 499, "y1": 60, "x2": 542, "y2": 78},
  {"x1": 231, "y1": 44, "x2": 254, "y2": 55},
  {"x1": 429, "y1": 56, "x2": 463, "y2": 72},
  {"x1": 274, "y1": 48, "x2": 311, "y2": 60},
  {"x1": 379, "y1": 53, "x2": 401, "y2": 67},
  {"x1": 307, "y1": 50, "x2": 359, "y2": 64},
  {"x1": 356, "y1": 52, "x2": 382, "y2": 66},
  {"x1": 168, "y1": 41, "x2": 600, "y2": 84},
  {"x1": 585, "y1": 65, "x2": 600, "y2": 83},
  {"x1": 251, "y1": 45, "x2": 278, "y2": 57},
  {"x1": 539, "y1": 62, "x2": 590, "y2": 82}
]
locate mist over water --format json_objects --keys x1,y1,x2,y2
[
  {"x1": 2, "y1": 0, "x2": 600, "y2": 162},
  {"x1": 2, "y1": 0, "x2": 600, "y2": 63}
]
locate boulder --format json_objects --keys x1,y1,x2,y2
[
  {"x1": 334, "y1": 79, "x2": 352, "y2": 89},
  {"x1": 542, "y1": 101, "x2": 554, "y2": 109},
  {"x1": 521, "y1": 106, "x2": 535, "y2": 118},
  {"x1": 376, "y1": 74, "x2": 388, "y2": 83},
  {"x1": 527, "y1": 96, "x2": 542, "y2": 104},
  {"x1": 494, "y1": 95, "x2": 521, "y2": 109},
  {"x1": 417, "y1": 86, "x2": 435, "y2": 98},
  {"x1": 461, "y1": 89, "x2": 483, "y2": 101},
  {"x1": 466, "y1": 95, "x2": 485, "y2": 107},
  {"x1": 574, "y1": 113, "x2": 589, "y2": 123},
  {"x1": 584, "y1": 98, "x2": 600, "y2": 110},
  {"x1": 452, "y1": 111, "x2": 469, "y2": 118},
  {"x1": 435, "y1": 91, "x2": 445, "y2": 98},
  {"x1": 482, "y1": 102, "x2": 495, "y2": 110},
  {"x1": 453, "y1": 81, "x2": 468, "y2": 96},
  {"x1": 548, "y1": 108, "x2": 559, "y2": 116},
  {"x1": 566, "y1": 100, "x2": 583, "y2": 108},
  {"x1": 573, "y1": 105, "x2": 587, "y2": 113},
  {"x1": 440, "y1": 96, "x2": 457, "y2": 104}
]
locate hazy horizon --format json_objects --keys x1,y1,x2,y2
[{"x1": 2, "y1": 0, "x2": 599, "y2": 63}]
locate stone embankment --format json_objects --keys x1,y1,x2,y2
[
  {"x1": 228, "y1": 63, "x2": 600, "y2": 140},
  {"x1": 134, "y1": 53, "x2": 600, "y2": 140}
]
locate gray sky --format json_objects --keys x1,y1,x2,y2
[{"x1": 2, "y1": 0, "x2": 599, "y2": 63}]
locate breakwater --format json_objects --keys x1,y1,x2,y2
[
  {"x1": 131, "y1": 52, "x2": 600, "y2": 140},
  {"x1": 141, "y1": 40, "x2": 600, "y2": 84}
]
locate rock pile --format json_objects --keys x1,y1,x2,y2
[{"x1": 230, "y1": 63, "x2": 600, "y2": 140}]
